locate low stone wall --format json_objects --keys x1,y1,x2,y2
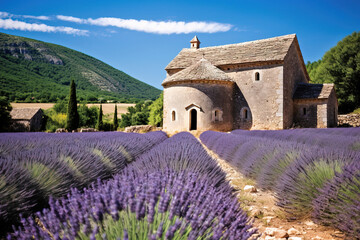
[
  {"x1": 338, "y1": 114, "x2": 360, "y2": 127},
  {"x1": 124, "y1": 125, "x2": 162, "y2": 133}
]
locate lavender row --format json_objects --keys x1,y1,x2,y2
[
  {"x1": 10, "y1": 169, "x2": 256, "y2": 240},
  {"x1": 232, "y1": 128, "x2": 360, "y2": 151},
  {"x1": 200, "y1": 130, "x2": 360, "y2": 238},
  {"x1": 312, "y1": 161, "x2": 360, "y2": 239},
  {"x1": 0, "y1": 131, "x2": 167, "y2": 233},
  {"x1": 126, "y1": 132, "x2": 228, "y2": 188}
]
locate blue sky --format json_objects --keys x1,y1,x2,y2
[{"x1": 0, "y1": 0, "x2": 359, "y2": 90}]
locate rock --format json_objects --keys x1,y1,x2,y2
[
  {"x1": 55, "y1": 128, "x2": 67, "y2": 133},
  {"x1": 243, "y1": 185, "x2": 257, "y2": 193},
  {"x1": 264, "y1": 237, "x2": 286, "y2": 240},
  {"x1": 264, "y1": 228, "x2": 288, "y2": 238},
  {"x1": 338, "y1": 114, "x2": 360, "y2": 127},
  {"x1": 312, "y1": 236, "x2": 323, "y2": 240},
  {"x1": 263, "y1": 216, "x2": 274, "y2": 224},
  {"x1": 288, "y1": 237, "x2": 304, "y2": 240},
  {"x1": 249, "y1": 207, "x2": 263, "y2": 218},
  {"x1": 124, "y1": 125, "x2": 162, "y2": 133},
  {"x1": 287, "y1": 227, "x2": 300, "y2": 235},
  {"x1": 304, "y1": 220, "x2": 315, "y2": 226},
  {"x1": 80, "y1": 128, "x2": 97, "y2": 132}
]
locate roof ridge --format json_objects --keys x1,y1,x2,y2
[{"x1": 182, "y1": 33, "x2": 296, "y2": 52}]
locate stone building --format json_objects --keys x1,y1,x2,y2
[
  {"x1": 10, "y1": 108, "x2": 44, "y2": 131},
  {"x1": 162, "y1": 34, "x2": 338, "y2": 132}
]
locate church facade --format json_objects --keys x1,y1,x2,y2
[{"x1": 162, "y1": 34, "x2": 338, "y2": 132}]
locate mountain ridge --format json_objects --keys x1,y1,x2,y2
[{"x1": 0, "y1": 32, "x2": 161, "y2": 102}]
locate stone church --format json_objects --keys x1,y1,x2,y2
[{"x1": 162, "y1": 34, "x2": 338, "y2": 132}]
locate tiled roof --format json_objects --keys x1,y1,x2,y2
[
  {"x1": 10, "y1": 108, "x2": 42, "y2": 120},
  {"x1": 293, "y1": 83, "x2": 335, "y2": 100},
  {"x1": 165, "y1": 34, "x2": 296, "y2": 70},
  {"x1": 162, "y1": 58, "x2": 233, "y2": 86}
]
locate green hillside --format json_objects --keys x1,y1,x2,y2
[{"x1": 0, "y1": 32, "x2": 161, "y2": 103}]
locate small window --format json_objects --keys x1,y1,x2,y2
[
  {"x1": 241, "y1": 107, "x2": 250, "y2": 120},
  {"x1": 255, "y1": 72, "x2": 260, "y2": 81},
  {"x1": 172, "y1": 111, "x2": 176, "y2": 121},
  {"x1": 303, "y1": 108, "x2": 307, "y2": 116},
  {"x1": 214, "y1": 110, "x2": 219, "y2": 121}
]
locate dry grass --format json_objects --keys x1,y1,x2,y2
[{"x1": 11, "y1": 103, "x2": 135, "y2": 117}]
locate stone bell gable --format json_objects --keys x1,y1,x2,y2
[{"x1": 162, "y1": 34, "x2": 338, "y2": 132}]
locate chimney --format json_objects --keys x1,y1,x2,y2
[{"x1": 190, "y1": 36, "x2": 200, "y2": 49}]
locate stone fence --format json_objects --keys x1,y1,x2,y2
[{"x1": 338, "y1": 114, "x2": 360, "y2": 127}]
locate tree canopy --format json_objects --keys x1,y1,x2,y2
[
  {"x1": 148, "y1": 93, "x2": 163, "y2": 127},
  {"x1": 0, "y1": 96, "x2": 12, "y2": 132},
  {"x1": 66, "y1": 80, "x2": 79, "y2": 131},
  {"x1": 306, "y1": 31, "x2": 360, "y2": 113}
]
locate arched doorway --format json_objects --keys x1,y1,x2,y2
[{"x1": 190, "y1": 109, "x2": 197, "y2": 130}]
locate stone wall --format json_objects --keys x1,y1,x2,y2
[
  {"x1": 29, "y1": 109, "x2": 44, "y2": 131},
  {"x1": 283, "y1": 40, "x2": 309, "y2": 129},
  {"x1": 326, "y1": 90, "x2": 338, "y2": 127},
  {"x1": 338, "y1": 114, "x2": 360, "y2": 127},
  {"x1": 222, "y1": 64, "x2": 284, "y2": 130},
  {"x1": 293, "y1": 99, "x2": 328, "y2": 128},
  {"x1": 163, "y1": 81, "x2": 233, "y2": 133}
]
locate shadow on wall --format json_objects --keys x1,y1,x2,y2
[{"x1": 233, "y1": 85, "x2": 253, "y2": 130}]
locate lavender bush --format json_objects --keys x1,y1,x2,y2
[
  {"x1": 128, "y1": 132, "x2": 228, "y2": 188},
  {"x1": 10, "y1": 169, "x2": 257, "y2": 240},
  {"x1": 0, "y1": 131, "x2": 167, "y2": 234},
  {"x1": 313, "y1": 161, "x2": 360, "y2": 239},
  {"x1": 200, "y1": 129, "x2": 360, "y2": 236}
]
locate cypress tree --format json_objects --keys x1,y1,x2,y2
[
  {"x1": 113, "y1": 104, "x2": 118, "y2": 130},
  {"x1": 66, "y1": 80, "x2": 79, "y2": 131},
  {"x1": 96, "y1": 104, "x2": 103, "y2": 131}
]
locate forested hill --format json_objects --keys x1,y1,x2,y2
[{"x1": 0, "y1": 32, "x2": 161, "y2": 102}]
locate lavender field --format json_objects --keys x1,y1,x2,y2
[
  {"x1": 1, "y1": 132, "x2": 256, "y2": 239},
  {"x1": 200, "y1": 128, "x2": 360, "y2": 239},
  {"x1": 1, "y1": 129, "x2": 359, "y2": 239}
]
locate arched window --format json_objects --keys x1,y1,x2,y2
[
  {"x1": 244, "y1": 109, "x2": 248, "y2": 119},
  {"x1": 303, "y1": 108, "x2": 307, "y2": 116},
  {"x1": 172, "y1": 111, "x2": 176, "y2": 121},
  {"x1": 255, "y1": 72, "x2": 260, "y2": 81}
]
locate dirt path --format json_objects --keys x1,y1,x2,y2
[{"x1": 200, "y1": 140, "x2": 346, "y2": 240}]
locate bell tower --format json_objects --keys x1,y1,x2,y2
[{"x1": 190, "y1": 36, "x2": 200, "y2": 49}]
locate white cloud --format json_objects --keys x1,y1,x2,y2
[
  {"x1": 57, "y1": 15, "x2": 85, "y2": 24},
  {"x1": 57, "y1": 15, "x2": 232, "y2": 34},
  {"x1": 22, "y1": 15, "x2": 50, "y2": 20},
  {"x1": 0, "y1": 18, "x2": 89, "y2": 36},
  {"x1": 0, "y1": 11, "x2": 11, "y2": 18}
]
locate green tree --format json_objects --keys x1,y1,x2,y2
[
  {"x1": 65, "y1": 80, "x2": 79, "y2": 131},
  {"x1": 96, "y1": 104, "x2": 103, "y2": 131},
  {"x1": 78, "y1": 104, "x2": 98, "y2": 128},
  {"x1": 0, "y1": 96, "x2": 12, "y2": 132},
  {"x1": 113, "y1": 104, "x2": 118, "y2": 130},
  {"x1": 119, "y1": 100, "x2": 152, "y2": 128},
  {"x1": 306, "y1": 31, "x2": 360, "y2": 113},
  {"x1": 148, "y1": 93, "x2": 163, "y2": 127}
]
